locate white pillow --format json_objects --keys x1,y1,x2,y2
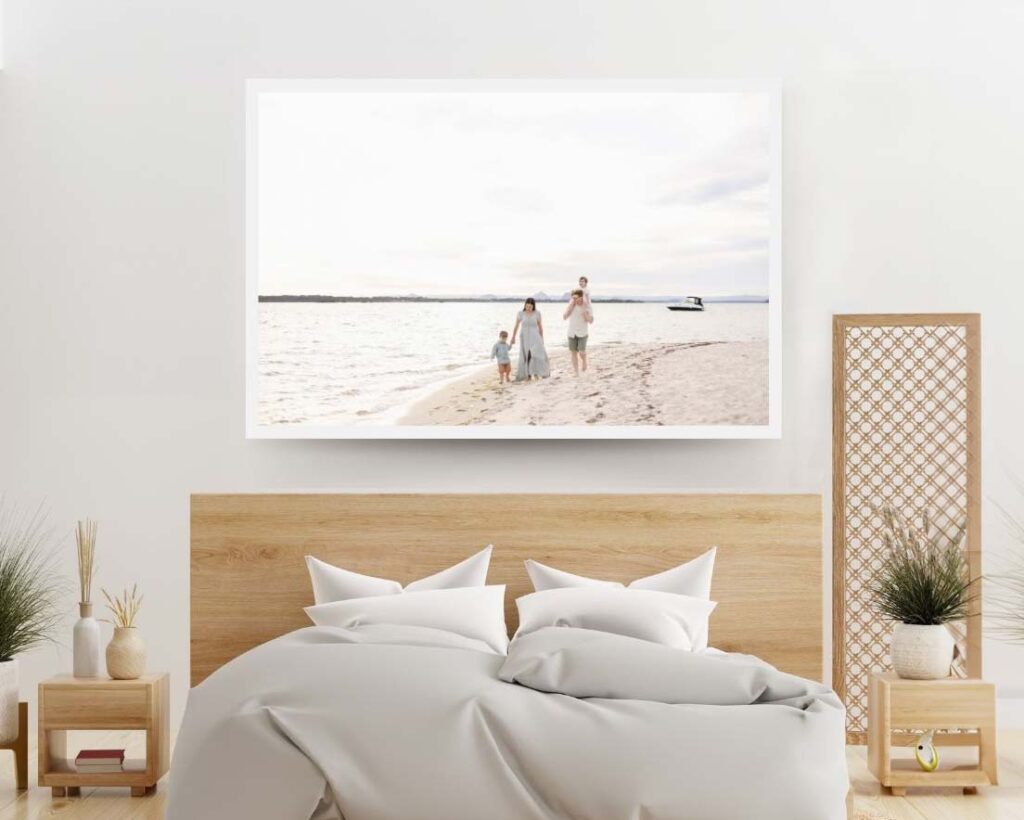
[
  {"x1": 306, "y1": 545, "x2": 492, "y2": 605},
  {"x1": 525, "y1": 547, "x2": 716, "y2": 600},
  {"x1": 305, "y1": 586, "x2": 509, "y2": 655},
  {"x1": 514, "y1": 587, "x2": 716, "y2": 651}
]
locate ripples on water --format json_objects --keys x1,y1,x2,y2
[{"x1": 257, "y1": 301, "x2": 768, "y2": 426}]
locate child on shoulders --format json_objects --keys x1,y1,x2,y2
[{"x1": 571, "y1": 276, "x2": 592, "y2": 309}]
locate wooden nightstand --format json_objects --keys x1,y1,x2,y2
[
  {"x1": 867, "y1": 671, "x2": 998, "y2": 795},
  {"x1": 38, "y1": 674, "x2": 169, "y2": 797}
]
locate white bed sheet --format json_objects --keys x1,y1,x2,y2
[{"x1": 168, "y1": 624, "x2": 848, "y2": 820}]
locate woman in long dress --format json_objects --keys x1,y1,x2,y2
[{"x1": 510, "y1": 297, "x2": 550, "y2": 381}]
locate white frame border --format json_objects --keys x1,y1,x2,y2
[{"x1": 245, "y1": 78, "x2": 782, "y2": 440}]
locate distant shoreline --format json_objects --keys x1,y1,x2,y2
[{"x1": 259, "y1": 295, "x2": 769, "y2": 304}]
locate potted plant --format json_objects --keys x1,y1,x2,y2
[
  {"x1": 872, "y1": 504, "x2": 975, "y2": 679},
  {"x1": 0, "y1": 502, "x2": 63, "y2": 742}
]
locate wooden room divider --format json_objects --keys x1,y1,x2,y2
[{"x1": 833, "y1": 314, "x2": 982, "y2": 744}]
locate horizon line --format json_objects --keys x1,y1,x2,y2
[{"x1": 257, "y1": 293, "x2": 769, "y2": 303}]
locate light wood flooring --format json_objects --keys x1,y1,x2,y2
[{"x1": 0, "y1": 731, "x2": 1021, "y2": 818}]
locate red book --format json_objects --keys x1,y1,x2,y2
[{"x1": 76, "y1": 748, "x2": 125, "y2": 763}]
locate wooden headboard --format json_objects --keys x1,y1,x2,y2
[{"x1": 190, "y1": 493, "x2": 822, "y2": 685}]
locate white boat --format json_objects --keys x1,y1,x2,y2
[{"x1": 667, "y1": 296, "x2": 705, "y2": 312}]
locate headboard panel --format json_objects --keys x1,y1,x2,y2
[{"x1": 190, "y1": 493, "x2": 822, "y2": 685}]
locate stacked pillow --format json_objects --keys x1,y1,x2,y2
[
  {"x1": 304, "y1": 546, "x2": 509, "y2": 654},
  {"x1": 516, "y1": 548, "x2": 718, "y2": 650},
  {"x1": 306, "y1": 546, "x2": 493, "y2": 603}
]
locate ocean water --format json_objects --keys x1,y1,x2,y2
[{"x1": 257, "y1": 301, "x2": 768, "y2": 425}]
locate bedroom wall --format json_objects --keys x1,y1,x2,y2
[{"x1": 1, "y1": 0, "x2": 1023, "y2": 731}]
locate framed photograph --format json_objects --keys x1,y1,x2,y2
[{"x1": 247, "y1": 79, "x2": 781, "y2": 439}]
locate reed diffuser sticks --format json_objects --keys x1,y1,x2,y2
[{"x1": 75, "y1": 518, "x2": 97, "y2": 605}]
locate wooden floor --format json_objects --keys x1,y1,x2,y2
[{"x1": 0, "y1": 731, "x2": 1021, "y2": 818}]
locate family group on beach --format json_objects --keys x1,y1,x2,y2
[{"x1": 489, "y1": 276, "x2": 594, "y2": 384}]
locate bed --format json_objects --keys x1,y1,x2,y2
[{"x1": 171, "y1": 493, "x2": 849, "y2": 819}]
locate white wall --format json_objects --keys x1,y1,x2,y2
[{"x1": 1, "y1": 0, "x2": 1023, "y2": 731}]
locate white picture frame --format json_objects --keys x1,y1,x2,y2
[{"x1": 246, "y1": 79, "x2": 782, "y2": 439}]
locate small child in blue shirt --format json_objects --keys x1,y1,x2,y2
[{"x1": 490, "y1": 330, "x2": 512, "y2": 383}]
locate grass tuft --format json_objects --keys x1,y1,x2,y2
[
  {"x1": 987, "y1": 498, "x2": 1024, "y2": 644},
  {"x1": 871, "y1": 503, "x2": 975, "y2": 626},
  {"x1": 0, "y1": 500, "x2": 65, "y2": 662}
]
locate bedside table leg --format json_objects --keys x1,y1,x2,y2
[
  {"x1": 964, "y1": 786, "x2": 978, "y2": 795},
  {"x1": 51, "y1": 787, "x2": 66, "y2": 797},
  {"x1": 14, "y1": 702, "x2": 27, "y2": 790},
  {"x1": 889, "y1": 787, "x2": 907, "y2": 796},
  {"x1": 67, "y1": 786, "x2": 81, "y2": 797},
  {"x1": 14, "y1": 751, "x2": 26, "y2": 791},
  {"x1": 131, "y1": 786, "x2": 149, "y2": 797},
  {"x1": 980, "y1": 710, "x2": 999, "y2": 786}
]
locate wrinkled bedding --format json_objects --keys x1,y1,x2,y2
[{"x1": 168, "y1": 624, "x2": 848, "y2": 820}]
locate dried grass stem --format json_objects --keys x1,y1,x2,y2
[{"x1": 103, "y1": 584, "x2": 142, "y2": 629}]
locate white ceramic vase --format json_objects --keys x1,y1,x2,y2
[
  {"x1": 891, "y1": 622, "x2": 955, "y2": 680},
  {"x1": 0, "y1": 659, "x2": 19, "y2": 744},
  {"x1": 106, "y1": 627, "x2": 146, "y2": 680},
  {"x1": 73, "y1": 602, "x2": 102, "y2": 678}
]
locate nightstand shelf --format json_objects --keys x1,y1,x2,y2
[
  {"x1": 867, "y1": 671, "x2": 998, "y2": 795},
  {"x1": 38, "y1": 674, "x2": 169, "y2": 797}
]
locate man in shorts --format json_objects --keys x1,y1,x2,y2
[{"x1": 562, "y1": 288, "x2": 593, "y2": 375}]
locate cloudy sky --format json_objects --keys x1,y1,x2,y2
[{"x1": 257, "y1": 89, "x2": 772, "y2": 298}]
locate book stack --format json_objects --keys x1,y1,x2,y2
[{"x1": 75, "y1": 748, "x2": 125, "y2": 773}]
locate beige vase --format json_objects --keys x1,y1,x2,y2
[
  {"x1": 891, "y1": 622, "x2": 955, "y2": 680},
  {"x1": 106, "y1": 627, "x2": 146, "y2": 680},
  {"x1": 0, "y1": 660, "x2": 19, "y2": 743}
]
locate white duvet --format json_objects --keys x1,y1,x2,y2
[{"x1": 168, "y1": 625, "x2": 848, "y2": 820}]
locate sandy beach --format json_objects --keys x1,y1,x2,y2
[{"x1": 399, "y1": 340, "x2": 768, "y2": 426}]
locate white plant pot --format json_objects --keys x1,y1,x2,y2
[
  {"x1": 0, "y1": 659, "x2": 19, "y2": 744},
  {"x1": 73, "y1": 602, "x2": 102, "y2": 678},
  {"x1": 106, "y1": 627, "x2": 146, "y2": 680},
  {"x1": 891, "y1": 623, "x2": 955, "y2": 680}
]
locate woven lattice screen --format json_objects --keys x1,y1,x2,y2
[{"x1": 832, "y1": 314, "x2": 982, "y2": 745}]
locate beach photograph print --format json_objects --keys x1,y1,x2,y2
[{"x1": 248, "y1": 80, "x2": 780, "y2": 438}]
